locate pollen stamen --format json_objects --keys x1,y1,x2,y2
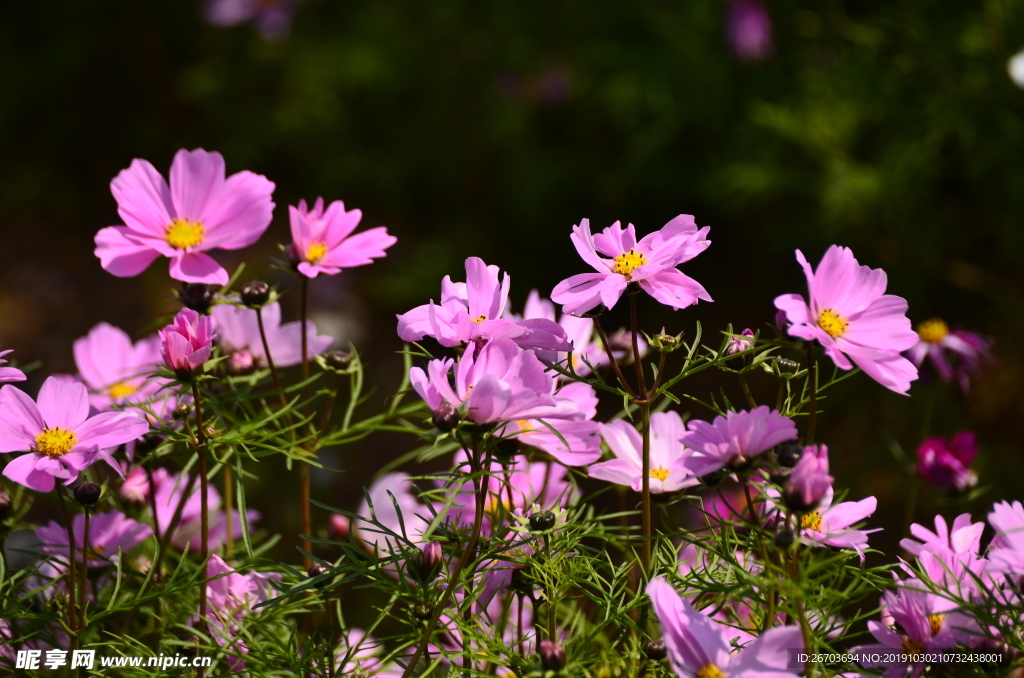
[
  {"x1": 696, "y1": 664, "x2": 726, "y2": 678},
  {"x1": 650, "y1": 467, "x2": 670, "y2": 481},
  {"x1": 35, "y1": 427, "x2": 78, "y2": 457},
  {"x1": 800, "y1": 510, "x2": 823, "y2": 532},
  {"x1": 165, "y1": 218, "x2": 205, "y2": 249},
  {"x1": 917, "y1": 318, "x2": 949, "y2": 344},
  {"x1": 817, "y1": 308, "x2": 849, "y2": 338},
  {"x1": 108, "y1": 382, "x2": 137, "y2": 399},
  {"x1": 612, "y1": 248, "x2": 648, "y2": 278},
  {"x1": 306, "y1": 241, "x2": 328, "y2": 263}
]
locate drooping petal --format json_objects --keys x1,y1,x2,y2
[{"x1": 169, "y1": 252, "x2": 229, "y2": 285}]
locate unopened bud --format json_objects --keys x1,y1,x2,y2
[
  {"x1": 173, "y1": 403, "x2": 193, "y2": 420},
  {"x1": 74, "y1": 482, "x2": 102, "y2": 506},
  {"x1": 330, "y1": 514, "x2": 350, "y2": 540},
  {"x1": 414, "y1": 542, "x2": 443, "y2": 581},
  {"x1": 644, "y1": 640, "x2": 667, "y2": 661},
  {"x1": 529, "y1": 510, "x2": 556, "y2": 532},
  {"x1": 240, "y1": 281, "x2": 270, "y2": 308},
  {"x1": 284, "y1": 243, "x2": 302, "y2": 270},
  {"x1": 307, "y1": 563, "x2": 330, "y2": 588},
  {"x1": 412, "y1": 602, "x2": 433, "y2": 620},
  {"x1": 539, "y1": 640, "x2": 566, "y2": 670},
  {"x1": 431, "y1": 402, "x2": 460, "y2": 432},
  {"x1": 205, "y1": 426, "x2": 217, "y2": 439},
  {"x1": 179, "y1": 283, "x2": 215, "y2": 314},
  {"x1": 326, "y1": 350, "x2": 351, "y2": 369},
  {"x1": 777, "y1": 443, "x2": 803, "y2": 468},
  {"x1": 0, "y1": 491, "x2": 13, "y2": 520},
  {"x1": 774, "y1": 530, "x2": 795, "y2": 549},
  {"x1": 228, "y1": 349, "x2": 255, "y2": 375},
  {"x1": 650, "y1": 328, "x2": 685, "y2": 353}
]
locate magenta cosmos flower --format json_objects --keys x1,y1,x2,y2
[
  {"x1": 36, "y1": 510, "x2": 153, "y2": 568},
  {"x1": 94, "y1": 148, "x2": 275, "y2": 285},
  {"x1": 589, "y1": 411, "x2": 699, "y2": 493},
  {"x1": 288, "y1": 197, "x2": 396, "y2": 279},
  {"x1": 915, "y1": 431, "x2": 979, "y2": 493},
  {"x1": 201, "y1": 554, "x2": 281, "y2": 672},
  {"x1": 783, "y1": 444, "x2": 833, "y2": 512},
  {"x1": 0, "y1": 377, "x2": 149, "y2": 492},
  {"x1": 160, "y1": 308, "x2": 216, "y2": 380},
  {"x1": 779, "y1": 487, "x2": 879, "y2": 559},
  {"x1": 73, "y1": 322, "x2": 166, "y2": 411},
  {"x1": 647, "y1": 577, "x2": 804, "y2": 678},
  {"x1": 211, "y1": 301, "x2": 333, "y2": 373},
  {"x1": 397, "y1": 257, "x2": 570, "y2": 353},
  {"x1": 774, "y1": 246, "x2": 919, "y2": 395},
  {"x1": 988, "y1": 500, "x2": 1024, "y2": 576},
  {"x1": 905, "y1": 318, "x2": 992, "y2": 392},
  {"x1": 0, "y1": 346, "x2": 26, "y2": 383},
  {"x1": 726, "y1": 0, "x2": 773, "y2": 62},
  {"x1": 680, "y1": 406, "x2": 798, "y2": 476},
  {"x1": 550, "y1": 215, "x2": 712, "y2": 316},
  {"x1": 900, "y1": 513, "x2": 989, "y2": 594}
]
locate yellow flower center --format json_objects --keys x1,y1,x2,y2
[
  {"x1": 473, "y1": 315, "x2": 487, "y2": 323},
  {"x1": 516, "y1": 419, "x2": 534, "y2": 433},
  {"x1": 901, "y1": 637, "x2": 924, "y2": 653},
  {"x1": 917, "y1": 318, "x2": 949, "y2": 344},
  {"x1": 650, "y1": 467, "x2": 670, "y2": 482},
  {"x1": 816, "y1": 308, "x2": 849, "y2": 338},
  {"x1": 612, "y1": 248, "x2": 648, "y2": 277},
  {"x1": 85, "y1": 545, "x2": 105, "y2": 562},
  {"x1": 306, "y1": 241, "x2": 328, "y2": 263},
  {"x1": 928, "y1": 613, "x2": 945, "y2": 636},
  {"x1": 35, "y1": 427, "x2": 78, "y2": 457},
  {"x1": 165, "y1": 218, "x2": 205, "y2": 249},
  {"x1": 108, "y1": 382, "x2": 137, "y2": 399},
  {"x1": 697, "y1": 664, "x2": 726, "y2": 678},
  {"x1": 800, "y1": 510, "x2": 823, "y2": 532}
]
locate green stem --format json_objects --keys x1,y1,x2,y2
[
  {"x1": 79, "y1": 508, "x2": 90, "y2": 633},
  {"x1": 55, "y1": 488, "x2": 79, "y2": 668},
  {"x1": 191, "y1": 381, "x2": 209, "y2": 643},
  {"x1": 593, "y1": 318, "x2": 636, "y2": 398}
]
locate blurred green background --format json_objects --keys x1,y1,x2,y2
[{"x1": 1, "y1": 0, "x2": 1022, "y2": 564}]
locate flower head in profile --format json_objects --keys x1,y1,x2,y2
[
  {"x1": 590, "y1": 411, "x2": 698, "y2": 493},
  {"x1": 905, "y1": 319, "x2": 992, "y2": 392},
  {"x1": 680, "y1": 406, "x2": 798, "y2": 476},
  {"x1": 726, "y1": 0, "x2": 773, "y2": 62},
  {"x1": 95, "y1": 148, "x2": 275, "y2": 285},
  {"x1": 74, "y1": 322, "x2": 167, "y2": 411},
  {"x1": 0, "y1": 346, "x2": 26, "y2": 383},
  {"x1": 915, "y1": 432, "x2": 979, "y2": 494},
  {"x1": 783, "y1": 445, "x2": 833, "y2": 512},
  {"x1": 36, "y1": 510, "x2": 153, "y2": 568},
  {"x1": 725, "y1": 328, "x2": 755, "y2": 356},
  {"x1": 551, "y1": 216, "x2": 712, "y2": 316},
  {"x1": 397, "y1": 258, "x2": 570, "y2": 354},
  {"x1": 647, "y1": 577, "x2": 804, "y2": 678},
  {"x1": 288, "y1": 197, "x2": 396, "y2": 279},
  {"x1": 0, "y1": 377, "x2": 149, "y2": 492},
  {"x1": 775, "y1": 487, "x2": 879, "y2": 560},
  {"x1": 160, "y1": 308, "x2": 216, "y2": 380},
  {"x1": 987, "y1": 500, "x2": 1024, "y2": 576},
  {"x1": 211, "y1": 301, "x2": 333, "y2": 373},
  {"x1": 774, "y1": 246, "x2": 919, "y2": 394}
]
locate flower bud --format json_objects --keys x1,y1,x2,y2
[
  {"x1": 284, "y1": 243, "x2": 302, "y2": 270},
  {"x1": 307, "y1": 562, "x2": 330, "y2": 588},
  {"x1": 74, "y1": 482, "x2": 102, "y2": 506},
  {"x1": 767, "y1": 469, "x2": 790, "y2": 486},
  {"x1": 0, "y1": 490, "x2": 13, "y2": 520},
  {"x1": 414, "y1": 542, "x2": 443, "y2": 581},
  {"x1": 777, "y1": 443, "x2": 803, "y2": 468},
  {"x1": 774, "y1": 530, "x2": 795, "y2": 549},
  {"x1": 539, "y1": 640, "x2": 566, "y2": 670},
  {"x1": 330, "y1": 514, "x2": 350, "y2": 540},
  {"x1": 228, "y1": 349, "x2": 255, "y2": 375},
  {"x1": 240, "y1": 281, "x2": 270, "y2": 308},
  {"x1": 120, "y1": 467, "x2": 150, "y2": 504},
  {"x1": 412, "y1": 602, "x2": 433, "y2": 620},
  {"x1": 173, "y1": 403, "x2": 193, "y2": 420},
  {"x1": 179, "y1": 283, "x2": 215, "y2": 314},
  {"x1": 160, "y1": 308, "x2": 216, "y2": 381},
  {"x1": 205, "y1": 426, "x2": 218, "y2": 439},
  {"x1": 529, "y1": 510, "x2": 557, "y2": 532},
  {"x1": 725, "y1": 328, "x2": 755, "y2": 356},
  {"x1": 325, "y1": 350, "x2": 351, "y2": 369},
  {"x1": 783, "y1": 445, "x2": 833, "y2": 513},
  {"x1": 431, "y1": 402, "x2": 460, "y2": 432},
  {"x1": 649, "y1": 327, "x2": 684, "y2": 353},
  {"x1": 644, "y1": 640, "x2": 667, "y2": 661},
  {"x1": 775, "y1": 357, "x2": 800, "y2": 373}
]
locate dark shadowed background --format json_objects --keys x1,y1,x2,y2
[{"x1": 1, "y1": 0, "x2": 1023, "y2": 570}]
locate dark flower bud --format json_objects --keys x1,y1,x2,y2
[
  {"x1": 431, "y1": 402, "x2": 460, "y2": 432},
  {"x1": 173, "y1": 403, "x2": 193, "y2": 420},
  {"x1": 539, "y1": 640, "x2": 566, "y2": 670},
  {"x1": 414, "y1": 542, "x2": 443, "y2": 581},
  {"x1": 644, "y1": 640, "x2": 667, "y2": 661},
  {"x1": 326, "y1": 350, "x2": 351, "y2": 369},
  {"x1": 529, "y1": 510, "x2": 557, "y2": 532},
  {"x1": 775, "y1": 357, "x2": 800, "y2": 373},
  {"x1": 0, "y1": 490, "x2": 13, "y2": 520},
  {"x1": 240, "y1": 281, "x2": 270, "y2": 308},
  {"x1": 774, "y1": 530, "x2": 795, "y2": 549},
  {"x1": 307, "y1": 562, "x2": 330, "y2": 588},
  {"x1": 412, "y1": 602, "x2": 433, "y2": 620},
  {"x1": 179, "y1": 283, "x2": 215, "y2": 314},
  {"x1": 74, "y1": 482, "x2": 102, "y2": 506},
  {"x1": 777, "y1": 443, "x2": 803, "y2": 468}
]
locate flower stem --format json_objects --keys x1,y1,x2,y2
[
  {"x1": 191, "y1": 381, "x2": 209, "y2": 639},
  {"x1": 79, "y1": 507, "x2": 90, "y2": 632},
  {"x1": 629, "y1": 292, "x2": 653, "y2": 587},
  {"x1": 255, "y1": 306, "x2": 293, "y2": 425},
  {"x1": 299, "y1": 275, "x2": 313, "y2": 571},
  {"x1": 224, "y1": 466, "x2": 233, "y2": 556},
  {"x1": 55, "y1": 489, "x2": 78, "y2": 637},
  {"x1": 788, "y1": 549, "x2": 815, "y2": 678},
  {"x1": 593, "y1": 318, "x2": 636, "y2": 399},
  {"x1": 805, "y1": 345, "x2": 817, "y2": 442}
]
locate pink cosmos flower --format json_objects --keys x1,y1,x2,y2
[
  {"x1": 495, "y1": 380, "x2": 602, "y2": 466},
  {"x1": 589, "y1": 411, "x2": 699, "y2": 493},
  {"x1": 783, "y1": 444, "x2": 833, "y2": 512},
  {"x1": 160, "y1": 308, "x2": 216, "y2": 380},
  {"x1": 348, "y1": 472, "x2": 432, "y2": 551},
  {"x1": 200, "y1": 554, "x2": 281, "y2": 672},
  {"x1": 203, "y1": 0, "x2": 299, "y2": 41},
  {"x1": 988, "y1": 500, "x2": 1024, "y2": 576},
  {"x1": 774, "y1": 246, "x2": 919, "y2": 395},
  {"x1": 905, "y1": 319, "x2": 992, "y2": 393},
  {"x1": 287, "y1": 197, "x2": 396, "y2": 279},
  {"x1": 900, "y1": 513, "x2": 989, "y2": 593},
  {"x1": 95, "y1": 149, "x2": 275, "y2": 285},
  {"x1": 680, "y1": 406, "x2": 798, "y2": 476},
  {"x1": 121, "y1": 466, "x2": 149, "y2": 504},
  {"x1": 331, "y1": 629, "x2": 403, "y2": 677},
  {"x1": 770, "y1": 487, "x2": 879, "y2": 559},
  {"x1": 397, "y1": 257, "x2": 570, "y2": 353},
  {"x1": 551, "y1": 216, "x2": 712, "y2": 316},
  {"x1": 0, "y1": 346, "x2": 26, "y2": 383},
  {"x1": 410, "y1": 338, "x2": 582, "y2": 426},
  {"x1": 915, "y1": 432, "x2": 979, "y2": 493},
  {"x1": 73, "y1": 322, "x2": 167, "y2": 411},
  {"x1": 36, "y1": 510, "x2": 153, "y2": 568},
  {"x1": 726, "y1": 0, "x2": 774, "y2": 62},
  {"x1": 211, "y1": 301, "x2": 334, "y2": 372},
  {"x1": 150, "y1": 468, "x2": 259, "y2": 551},
  {"x1": 647, "y1": 577, "x2": 804, "y2": 678},
  {"x1": 0, "y1": 377, "x2": 150, "y2": 492}
]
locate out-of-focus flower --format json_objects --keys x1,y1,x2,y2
[
  {"x1": 647, "y1": 577, "x2": 804, "y2": 678},
  {"x1": 725, "y1": 328, "x2": 755, "y2": 356},
  {"x1": 200, "y1": 554, "x2": 280, "y2": 672},
  {"x1": 774, "y1": 246, "x2": 919, "y2": 394},
  {"x1": 160, "y1": 308, "x2": 216, "y2": 380},
  {"x1": 150, "y1": 468, "x2": 258, "y2": 552},
  {"x1": 915, "y1": 432, "x2": 979, "y2": 493},
  {"x1": 202, "y1": 0, "x2": 300, "y2": 41},
  {"x1": 905, "y1": 319, "x2": 992, "y2": 392},
  {"x1": 330, "y1": 629, "x2": 403, "y2": 677},
  {"x1": 783, "y1": 445, "x2": 833, "y2": 512},
  {"x1": 0, "y1": 377, "x2": 149, "y2": 492},
  {"x1": 1008, "y1": 48, "x2": 1024, "y2": 89},
  {"x1": 397, "y1": 257, "x2": 570, "y2": 354},
  {"x1": 121, "y1": 466, "x2": 150, "y2": 504},
  {"x1": 988, "y1": 500, "x2": 1024, "y2": 576},
  {"x1": 589, "y1": 411, "x2": 698, "y2": 493},
  {"x1": 36, "y1": 510, "x2": 153, "y2": 568},
  {"x1": 73, "y1": 322, "x2": 167, "y2": 411},
  {"x1": 0, "y1": 346, "x2": 26, "y2": 383},
  {"x1": 95, "y1": 149, "x2": 275, "y2": 285},
  {"x1": 726, "y1": 0, "x2": 773, "y2": 62},
  {"x1": 348, "y1": 472, "x2": 432, "y2": 554},
  {"x1": 496, "y1": 379, "x2": 602, "y2": 466},
  {"x1": 680, "y1": 406, "x2": 798, "y2": 476},
  {"x1": 900, "y1": 513, "x2": 989, "y2": 593},
  {"x1": 551, "y1": 216, "x2": 712, "y2": 317},
  {"x1": 410, "y1": 338, "x2": 582, "y2": 427},
  {"x1": 211, "y1": 301, "x2": 333, "y2": 372},
  {"x1": 287, "y1": 197, "x2": 396, "y2": 279}
]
